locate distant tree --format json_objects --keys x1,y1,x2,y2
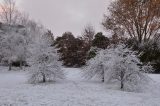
[
  {"x1": 102, "y1": 0, "x2": 160, "y2": 43},
  {"x1": 87, "y1": 32, "x2": 110, "y2": 60},
  {"x1": 55, "y1": 32, "x2": 86, "y2": 67},
  {"x1": 82, "y1": 25, "x2": 95, "y2": 48},
  {"x1": 92, "y1": 32, "x2": 110, "y2": 49},
  {"x1": 54, "y1": 32, "x2": 75, "y2": 66},
  {"x1": 74, "y1": 38, "x2": 88, "y2": 66},
  {"x1": 0, "y1": 0, "x2": 21, "y2": 25}
]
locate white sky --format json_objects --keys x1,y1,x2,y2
[{"x1": 4, "y1": 0, "x2": 112, "y2": 36}]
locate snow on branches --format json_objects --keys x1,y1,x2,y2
[
  {"x1": 28, "y1": 36, "x2": 64, "y2": 84},
  {"x1": 83, "y1": 44, "x2": 152, "y2": 92},
  {"x1": 0, "y1": 27, "x2": 28, "y2": 70}
]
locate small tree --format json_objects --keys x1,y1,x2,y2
[
  {"x1": 105, "y1": 51, "x2": 151, "y2": 91},
  {"x1": 28, "y1": 34, "x2": 64, "y2": 84},
  {"x1": 28, "y1": 50, "x2": 64, "y2": 84}
]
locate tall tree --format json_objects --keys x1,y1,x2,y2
[{"x1": 102, "y1": 0, "x2": 160, "y2": 43}]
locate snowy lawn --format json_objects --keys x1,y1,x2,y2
[{"x1": 0, "y1": 67, "x2": 160, "y2": 106}]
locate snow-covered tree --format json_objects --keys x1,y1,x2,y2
[
  {"x1": 28, "y1": 31, "x2": 64, "y2": 84},
  {"x1": 83, "y1": 49, "x2": 106, "y2": 82},
  {"x1": 0, "y1": 15, "x2": 55, "y2": 73},
  {"x1": 0, "y1": 26, "x2": 28, "y2": 70},
  {"x1": 0, "y1": 20, "x2": 52, "y2": 71},
  {"x1": 83, "y1": 44, "x2": 152, "y2": 91}
]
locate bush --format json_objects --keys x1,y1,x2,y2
[
  {"x1": 126, "y1": 37, "x2": 160, "y2": 73},
  {"x1": 139, "y1": 40, "x2": 160, "y2": 73}
]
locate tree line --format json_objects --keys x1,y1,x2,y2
[
  {"x1": 54, "y1": 26, "x2": 111, "y2": 67},
  {"x1": 0, "y1": 0, "x2": 160, "y2": 74}
]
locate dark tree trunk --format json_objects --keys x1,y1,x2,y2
[
  {"x1": 42, "y1": 74, "x2": 46, "y2": 83},
  {"x1": 102, "y1": 68, "x2": 105, "y2": 82},
  {"x1": 9, "y1": 63, "x2": 12, "y2": 71},
  {"x1": 120, "y1": 71, "x2": 124, "y2": 89},
  {"x1": 121, "y1": 81, "x2": 124, "y2": 89},
  {"x1": 102, "y1": 76, "x2": 104, "y2": 82}
]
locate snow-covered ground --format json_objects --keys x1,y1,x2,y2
[{"x1": 0, "y1": 67, "x2": 160, "y2": 106}]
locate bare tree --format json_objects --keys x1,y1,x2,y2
[
  {"x1": 102, "y1": 0, "x2": 160, "y2": 43},
  {"x1": 82, "y1": 24, "x2": 95, "y2": 47},
  {"x1": 0, "y1": 0, "x2": 20, "y2": 25}
]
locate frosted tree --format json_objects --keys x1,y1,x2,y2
[
  {"x1": 83, "y1": 49, "x2": 107, "y2": 82},
  {"x1": 104, "y1": 49, "x2": 152, "y2": 91},
  {"x1": 0, "y1": 19, "x2": 52, "y2": 71},
  {"x1": 28, "y1": 31, "x2": 64, "y2": 84},
  {"x1": 0, "y1": 29, "x2": 28, "y2": 70},
  {"x1": 83, "y1": 44, "x2": 152, "y2": 91}
]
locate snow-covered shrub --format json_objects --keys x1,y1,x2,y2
[{"x1": 83, "y1": 44, "x2": 152, "y2": 92}]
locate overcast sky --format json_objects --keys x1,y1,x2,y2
[{"x1": 16, "y1": 0, "x2": 111, "y2": 36}]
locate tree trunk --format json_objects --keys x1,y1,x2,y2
[
  {"x1": 102, "y1": 68, "x2": 105, "y2": 82},
  {"x1": 9, "y1": 63, "x2": 12, "y2": 71},
  {"x1": 120, "y1": 71, "x2": 124, "y2": 89},
  {"x1": 42, "y1": 74, "x2": 46, "y2": 83},
  {"x1": 121, "y1": 80, "x2": 124, "y2": 89},
  {"x1": 102, "y1": 76, "x2": 104, "y2": 82}
]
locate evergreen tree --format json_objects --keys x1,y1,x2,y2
[{"x1": 92, "y1": 32, "x2": 110, "y2": 49}]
